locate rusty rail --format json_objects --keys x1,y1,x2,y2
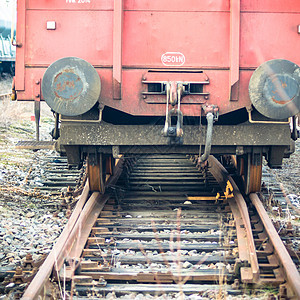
[
  {"x1": 207, "y1": 156, "x2": 260, "y2": 283},
  {"x1": 0, "y1": 92, "x2": 12, "y2": 100},
  {"x1": 55, "y1": 157, "x2": 125, "y2": 280},
  {"x1": 21, "y1": 182, "x2": 90, "y2": 299},
  {"x1": 250, "y1": 193, "x2": 300, "y2": 299},
  {"x1": 22, "y1": 158, "x2": 125, "y2": 299},
  {"x1": 207, "y1": 155, "x2": 300, "y2": 295}
]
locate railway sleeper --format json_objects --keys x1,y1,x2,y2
[
  {"x1": 73, "y1": 283, "x2": 243, "y2": 297},
  {"x1": 76, "y1": 270, "x2": 234, "y2": 283},
  {"x1": 78, "y1": 254, "x2": 236, "y2": 265}
]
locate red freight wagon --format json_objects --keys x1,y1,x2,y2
[{"x1": 14, "y1": 0, "x2": 300, "y2": 193}]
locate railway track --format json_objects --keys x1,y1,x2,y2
[
  {"x1": 33, "y1": 155, "x2": 85, "y2": 196},
  {"x1": 5, "y1": 154, "x2": 299, "y2": 299}
]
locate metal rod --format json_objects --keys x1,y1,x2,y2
[
  {"x1": 199, "y1": 113, "x2": 214, "y2": 162},
  {"x1": 291, "y1": 115, "x2": 299, "y2": 141},
  {"x1": 113, "y1": 0, "x2": 123, "y2": 100},
  {"x1": 34, "y1": 100, "x2": 40, "y2": 141},
  {"x1": 52, "y1": 113, "x2": 60, "y2": 139}
]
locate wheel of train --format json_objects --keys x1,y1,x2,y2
[
  {"x1": 87, "y1": 153, "x2": 115, "y2": 193},
  {"x1": 237, "y1": 154, "x2": 262, "y2": 194}
]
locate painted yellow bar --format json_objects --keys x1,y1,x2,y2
[{"x1": 187, "y1": 196, "x2": 217, "y2": 201}]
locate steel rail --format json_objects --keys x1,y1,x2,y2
[
  {"x1": 22, "y1": 158, "x2": 125, "y2": 300},
  {"x1": 55, "y1": 157, "x2": 125, "y2": 279},
  {"x1": 21, "y1": 181, "x2": 90, "y2": 300},
  {"x1": 0, "y1": 92, "x2": 12, "y2": 99},
  {"x1": 55, "y1": 192, "x2": 105, "y2": 273},
  {"x1": 249, "y1": 193, "x2": 300, "y2": 299},
  {"x1": 207, "y1": 155, "x2": 260, "y2": 282}
]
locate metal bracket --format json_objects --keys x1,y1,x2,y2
[
  {"x1": 34, "y1": 79, "x2": 41, "y2": 141},
  {"x1": 112, "y1": 146, "x2": 120, "y2": 158},
  {"x1": 247, "y1": 107, "x2": 290, "y2": 124},
  {"x1": 162, "y1": 82, "x2": 184, "y2": 144},
  {"x1": 202, "y1": 104, "x2": 219, "y2": 121}
]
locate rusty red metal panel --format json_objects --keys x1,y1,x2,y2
[
  {"x1": 25, "y1": 0, "x2": 300, "y2": 13},
  {"x1": 25, "y1": 10, "x2": 113, "y2": 66},
  {"x1": 124, "y1": 0, "x2": 229, "y2": 11},
  {"x1": 108, "y1": 69, "x2": 233, "y2": 116},
  {"x1": 122, "y1": 11, "x2": 230, "y2": 68},
  {"x1": 26, "y1": 0, "x2": 114, "y2": 10},
  {"x1": 241, "y1": 0, "x2": 300, "y2": 12},
  {"x1": 113, "y1": 0, "x2": 123, "y2": 100},
  {"x1": 15, "y1": 0, "x2": 26, "y2": 90},
  {"x1": 240, "y1": 13, "x2": 300, "y2": 68},
  {"x1": 15, "y1": 0, "x2": 300, "y2": 119}
]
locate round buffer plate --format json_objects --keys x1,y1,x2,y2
[
  {"x1": 42, "y1": 57, "x2": 101, "y2": 116},
  {"x1": 249, "y1": 59, "x2": 300, "y2": 119}
]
